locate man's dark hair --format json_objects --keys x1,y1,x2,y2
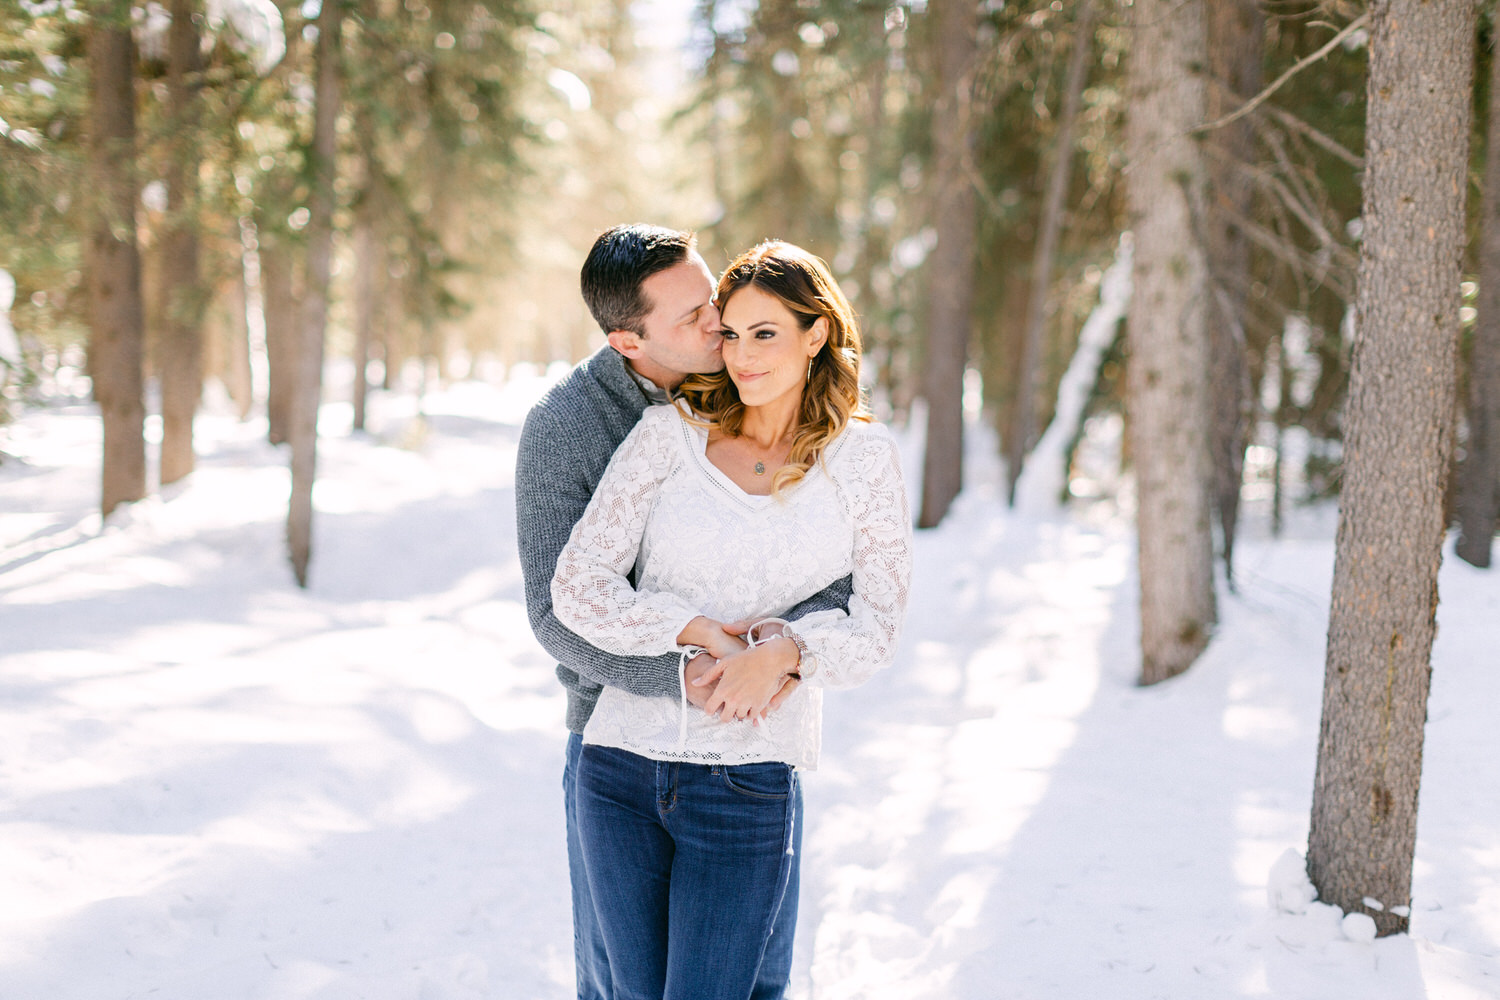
[{"x1": 580, "y1": 224, "x2": 697, "y2": 336}]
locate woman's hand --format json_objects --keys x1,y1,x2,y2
[
  {"x1": 699, "y1": 636, "x2": 800, "y2": 723},
  {"x1": 676, "y1": 616, "x2": 749, "y2": 662}
]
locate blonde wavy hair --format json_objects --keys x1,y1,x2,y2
[{"x1": 678, "y1": 241, "x2": 870, "y2": 496}]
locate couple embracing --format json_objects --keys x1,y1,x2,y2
[{"x1": 517, "y1": 224, "x2": 913, "y2": 1000}]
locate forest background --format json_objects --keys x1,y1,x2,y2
[
  {"x1": 0, "y1": 0, "x2": 1408, "y2": 529},
  {"x1": 2, "y1": 0, "x2": 1498, "y2": 949}
]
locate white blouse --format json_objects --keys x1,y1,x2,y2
[{"x1": 551, "y1": 402, "x2": 913, "y2": 770}]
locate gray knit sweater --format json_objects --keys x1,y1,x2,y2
[{"x1": 516, "y1": 344, "x2": 851, "y2": 734}]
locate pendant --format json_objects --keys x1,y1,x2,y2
[{"x1": 754, "y1": 461, "x2": 766, "y2": 476}]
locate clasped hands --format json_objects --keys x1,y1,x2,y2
[{"x1": 677, "y1": 615, "x2": 802, "y2": 723}]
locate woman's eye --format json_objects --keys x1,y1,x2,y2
[
  {"x1": 756, "y1": 330, "x2": 776, "y2": 340},
  {"x1": 720, "y1": 330, "x2": 737, "y2": 340}
]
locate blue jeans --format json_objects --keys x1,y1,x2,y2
[
  {"x1": 573, "y1": 743, "x2": 801, "y2": 1000},
  {"x1": 566, "y1": 733, "x2": 612, "y2": 1000}
]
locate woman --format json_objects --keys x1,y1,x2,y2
[{"x1": 551, "y1": 241, "x2": 912, "y2": 1000}]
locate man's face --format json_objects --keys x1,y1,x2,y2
[{"x1": 628, "y1": 254, "x2": 726, "y2": 382}]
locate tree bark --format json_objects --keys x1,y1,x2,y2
[
  {"x1": 1307, "y1": 0, "x2": 1476, "y2": 937},
  {"x1": 1006, "y1": 0, "x2": 1095, "y2": 506},
  {"x1": 222, "y1": 239, "x2": 254, "y2": 422},
  {"x1": 158, "y1": 0, "x2": 205, "y2": 486},
  {"x1": 1455, "y1": 29, "x2": 1500, "y2": 568},
  {"x1": 351, "y1": 185, "x2": 379, "y2": 433},
  {"x1": 1203, "y1": 0, "x2": 1264, "y2": 587},
  {"x1": 1124, "y1": 0, "x2": 1217, "y2": 684},
  {"x1": 917, "y1": 0, "x2": 979, "y2": 529},
  {"x1": 350, "y1": 101, "x2": 380, "y2": 433},
  {"x1": 288, "y1": 0, "x2": 341, "y2": 587},
  {"x1": 86, "y1": 5, "x2": 147, "y2": 518},
  {"x1": 260, "y1": 230, "x2": 297, "y2": 445}
]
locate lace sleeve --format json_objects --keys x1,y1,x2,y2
[
  {"x1": 793, "y1": 425, "x2": 913, "y2": 689},
  {"x1": 551, "y1": 407, "x2": 704, "y2": 657}
]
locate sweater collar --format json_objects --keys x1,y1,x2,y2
[{"x1": 593, "y1": 344, "x2": 671, "y2": 408}]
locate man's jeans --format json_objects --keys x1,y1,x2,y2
[
  {"x1": 565, "y1": 733, "x2": 613, "y2": 1000},
  {"x1": 569, "y1": 740, "x2": 801, "y2": 1000}
]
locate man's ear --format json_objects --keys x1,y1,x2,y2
[{"x1": 607, "y1": 329, "x2": 643, "y2": 358}]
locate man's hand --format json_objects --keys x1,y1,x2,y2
[
  {"x1": 762, "y1": 674, "x2": 800, "y2": 717},
  {"x1": 683, "y1": 651, "x2": 718, "y2": 711}
]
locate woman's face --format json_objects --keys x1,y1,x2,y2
[{"x1": 718, "y1": 285, "x2": 828, "y2": 410}]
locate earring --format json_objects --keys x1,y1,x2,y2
[{"x1": 806, "y1": 358, "x2": 814, "y2": 382}]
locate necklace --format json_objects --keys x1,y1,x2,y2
[{"x1": 754, "y1": 461, "x2": 766, "y2": 476}]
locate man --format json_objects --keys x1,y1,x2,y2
[{"x1": 516, "y1": 224, "x2": 849, "y2": 999}]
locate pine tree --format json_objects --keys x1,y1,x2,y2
[
  {"x1": 86, "y1": 2, "x2": 147, "y2": 518},
  {"x1": 1007, "y1": 0, "x2": 1096, "y2": 505},
  {"x1": 916, "y1": 0, "x2": 978, "y2": 528},
  {"x1": 1308, "y1": 0, "x2": 1477, "y2": 937},
  {"x1": 1124, "y1": 0, "x2": 1217, "y2": 684},
  {"x1": 157, "y1": 0, "x2": 205, "y2": 486},
  {"x1": 288, "y1": 0, "x2": 341, "y2": 588},
  {"x1": 1202, "y1": 0, "x2": 1263, "y2": 586},
  {"x1": 1455, "y1": 27, "x2": 1500, "y2": 569}
]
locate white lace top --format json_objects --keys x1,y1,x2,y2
[{"x1": 551, "y1": 402, "x2": 913, "y2": 770}]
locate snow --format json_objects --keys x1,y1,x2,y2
[
  {"x1": 2, "y1": 373, "x2": 1498, "y2": 1000},
  {"x1": 134, "y1": 0, "x2": 286, "y2": 76},
  {"x1": 205, "y1": 0, "x2": 286, "y2": 76},
  {"x1": 0, "y1": 269, "x2": 20, "y2": 374}
]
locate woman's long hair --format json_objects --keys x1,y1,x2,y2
[{"x1": 679, "y1": 241, "x2": 869, "y2": 496}]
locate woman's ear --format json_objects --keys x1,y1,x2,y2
[{"x1": 807, "y1": 316, "x2": 830, "y2": 356}]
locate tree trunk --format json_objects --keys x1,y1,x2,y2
[
  {"x1": 288, "y1": 0, "x2": 341, "y2": 587},
  {"x1": 86, "y1": 5, "x2": 147, "y2": 518},
  {"x1": 222, "y1": 237, "x2": 254, "y2": 421},
  {"x1": 1124, "y1": 0, "x2": 1217, "y2": 684},
  {"x1": 1455, "y1": 29, "x2": 1500, "y2": 568},
  {"x1": 158, "y1": 0, "x2": 205, "y2": 486},
  {"x1": 260, "y1": 230, "x2": 297, "y2": 445},
  {"x1": 1006, "y1": 0, "x2": 1095, "y2": 506},
  {"x1": 350, "y1": 102, "x2": 381, "y2": 433},
  {"x1": 856, "y1": 14, "x2": 900, "y2": 415},
  {"x1": 1270, "y1": 324, "x2": 1290, "y2": 537},
  {"x1": 351, "y1": 189, "x2": 378, "y2": 433},
  {"x1": 981, "y1": 266, "x2": 1030, "y2": 487},
  {"x1": 1203, "y1": 0, "x2": 1264, "y2": 587},
  {"x1": 1307, "y1": 0, "x2": 1476, "y2": 938},
  {"x1": 917, "y1": 0, "x2": 979, "y2": 529}
]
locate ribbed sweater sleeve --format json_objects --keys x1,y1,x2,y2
[{"x1": 515, "y1": 371, "x2": 684, "y2": 707}]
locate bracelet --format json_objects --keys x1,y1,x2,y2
[{"x1": 781, "y1": 628, "x2": 808, "y2": 679}]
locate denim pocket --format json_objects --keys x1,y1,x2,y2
[{"x1": 718, "y1": 761, "x2": 793, "y2": 800}]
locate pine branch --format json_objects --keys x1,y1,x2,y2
[
  {"x1": 1263, "y1": 105, "x2": 1364, "y2": 170},
  {"x1": 1192, "y1": 12, "x2": 1370, "y2": 136}
]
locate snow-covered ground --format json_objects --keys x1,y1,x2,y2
[{"x1": 1, "y1": 373, "x2": 1497, "y2": 1000}]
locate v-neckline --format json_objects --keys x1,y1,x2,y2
[
  {"x1": 668, "y1": 402, "x2": 848, "y2": 508},
  {"x1": 682, "y1": 418, "x2": 778, "y2": 507}
]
